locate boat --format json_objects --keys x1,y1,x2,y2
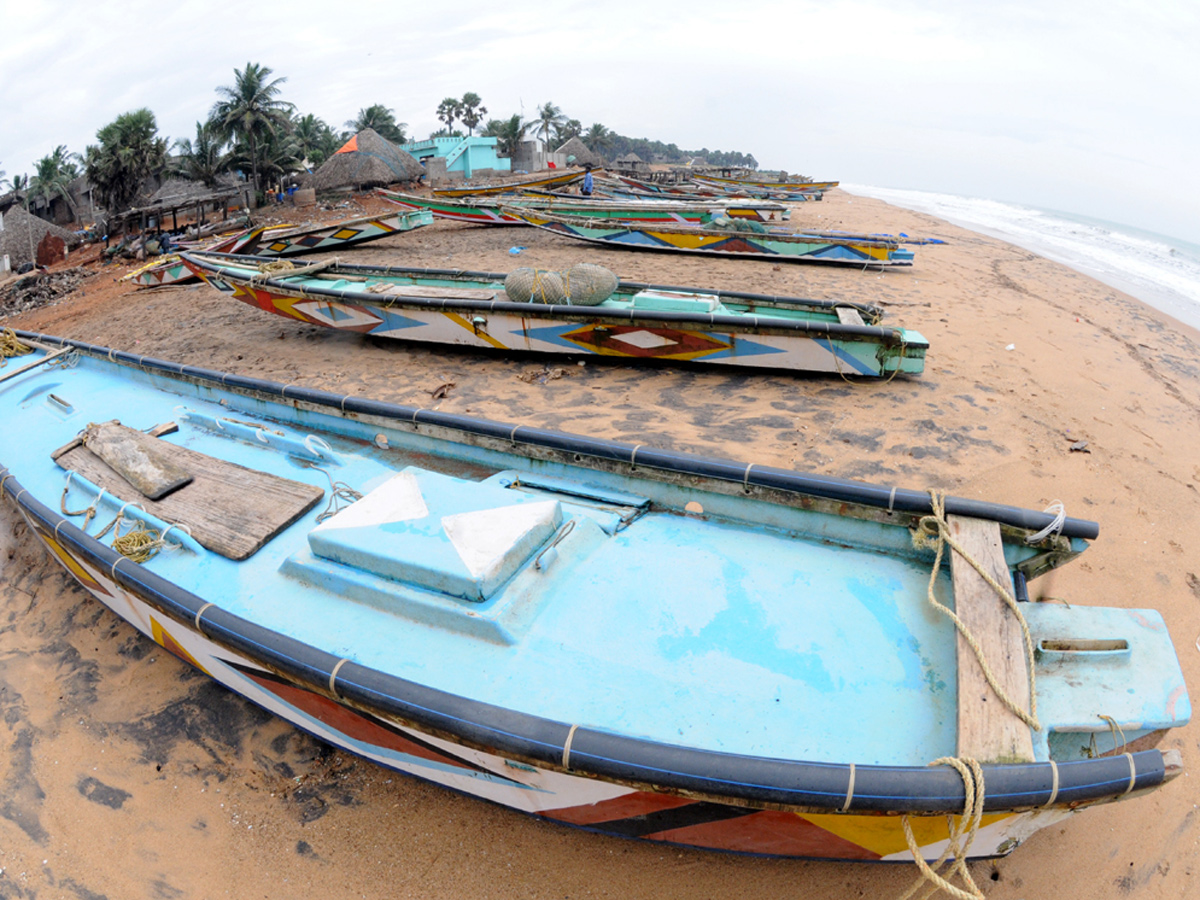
[
  {"x1": 120, "y1": 224, "x2": 297, "y2": 289},
  {"x1": 604, "y1": 173, "x2": 824, "y2": 203},
  {"x1": 0, "y1": 330, "x2": 1187, "y2": 865},
  {"x1": 431, "y1": 168, "x2": 594, "y2": 199},
  {"x1": 499, "y1": 209, "x2": 916, "y2": 267},
  {"x1": 178, "y1": 251, "x2": 928, "y2": 376},
  {"x1": 234, "y1": 209, "x2": 434, "y2": 257},
  {"x1": 377, "y1": 188, "x2": 789, "y2": 226},
  {"x1": 695, "y1": 174, "x2": 840, "y2": 192}
]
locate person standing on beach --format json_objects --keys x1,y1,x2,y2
[{"x1": 581, "y1": 164, "x2": 594, "y2": 197}]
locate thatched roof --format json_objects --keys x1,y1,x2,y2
[
  {"x1": 148, "y1": 176, "x2": 240, "y2": 206},
  {"x1": 615, "y1": 152, "x2": 644, "y2": 163},
  {"x1": 554, "y1": 136, "x2": 602, "y2": 167},
  {"x1": 0, "y1": 204, "x2": 82, "y2": 270},
  {"x1": 311, "y1": 129, "x2": 424, "y2": 191}
]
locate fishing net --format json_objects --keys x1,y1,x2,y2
[
  {"x1": 705, "y1": 216, "x2": 768, "y2": 234},
  {"x1": 562, "y1": 263, "x2": 618, "y2": 306},
  {"x1": 504, "y1": 268, "x2": 567, "y2": 304}
]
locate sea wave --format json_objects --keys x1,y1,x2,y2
[{"x1": 842, "y1": 184, "x2": 1200, "y2": 331}]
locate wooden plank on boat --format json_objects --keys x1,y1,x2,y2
[
  {"x1": 80, "y1": 421, "x2": 193, "y2": 500},
  {"x1": 361, "y1": 283, "x2": 500, "y2": 301},
  {"x1": 56, "y1": 428, "x2": 324, "y2": 560},
  {"x1": 835, "y1": 306, "x2": 866, "y2": 327},
  {"x1": 949, "y1": 514, "x2": 1036, "y2": 764}
]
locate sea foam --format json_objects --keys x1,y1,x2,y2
[{"x1": 843, "y1": 184, "x2": 1200, "y2": 332}]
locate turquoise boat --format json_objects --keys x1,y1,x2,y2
[
  {"x1": 0, "y1": 331, "x2": 1188, "y2": 866},
  {"x1": 179, "y1": 251, "x2": 928, "y2": 376},
  {"x1": 501, "y1": 209, "x2": 916, "y2": 267}
]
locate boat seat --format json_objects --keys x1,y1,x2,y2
[
  {"x1": 308, "y1": 467, "x2": 563, "y2": 602},
  {"x1": 631, "y1": 290, "x2": 721, "y2": 314}
]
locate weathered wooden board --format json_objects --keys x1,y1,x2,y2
[
  {"x1": 56, "y1": 431, "x2": 324, "y2": 561},
  {"x1": 835, "y1": 306, "x2": 866, "y2": 327},
  {"x1": 81, "y1": 421, "x2": 192, "y2": 499},
  {"x1": 950, "y1": 514, "x2": 1036, "y2": 764}
]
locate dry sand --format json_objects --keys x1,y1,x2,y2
[{"x1": 1, "y1": 189, "x2": 1197, "y2": 899}]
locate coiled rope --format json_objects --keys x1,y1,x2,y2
[
  {"x1": 912, "y1": 491, "x2": 1041, "y2": 732},
  {"x1": 1, "y1": 327, "x2": 33, "y2": 363}
]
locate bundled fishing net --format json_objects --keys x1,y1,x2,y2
[
  {"x1": 704, "y1": 216, "x2": 768, "y2": 234},
  {"x1": 504, "y1": 268, "x2": 567, "y2": 304},
  {"x1": 504, "y1": 264, "x2": 617, "y2": 306},
  {"x1": 562, "y1": 263, "x2": 618, "y2": 306}
]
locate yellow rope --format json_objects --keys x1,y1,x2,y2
[
  {"x1": 913, "y1": 491, "x2": 1041, "y2": 732},
  {"x1": 899, "y1": 757, "x2": 986, "y2": 900},
  {"x1": 1, "y1": 327, "x2": 34, "y2": 363},
  {"x1": 111, "y1": 519, "x2": 169, "y2": 563}
]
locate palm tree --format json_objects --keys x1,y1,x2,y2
[
  {"x1": 345, "y1": 104, "x2": 407, "y2": 145},
  {"x1": 84, "y1": 108, "x2": 168, "y2": 212},
  {"x1": 458, "y1": 93, "x2": 487, "y2": 136},
  {"x1": 29, "y1": 145, "x2": 82, "y2": 220},
  {"x1": 556, "y1": 118, "x2": 582, "y2": 144},
  {"x1": 232, "y1": 127, "x2": 301, "y2": 192},
  {"x1": 210, "y1": 62, "x2": 294, "y2": 192},
  {"x1": 481, "y1": 115, "x2": 526, "y2": 158},
  {"x1": 583, "y1": 123, "x2": 613, "y2": 154},
  {"x1": 525, "y1": 102, "x2": 566, "y2": 145},
  {"x1": 173, "y1": 121, "x2": 230, "y2": 187},
  {"x1": 436, "y1": 97, "x2": 462, "y2": 135},
  {"x1": 292, "y1": 113, "x2": 339, "y2": 167},
  {"x1": 0, "y1": 164, "x2": 8, "y2": 192}
]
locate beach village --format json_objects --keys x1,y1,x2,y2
[{"x1": 1, "y1": 65, "x2": 1198, "y2": 900}]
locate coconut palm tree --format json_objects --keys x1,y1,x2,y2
[
  {"x1": 292, "y1": 113, "x2": 339, "y2": 167},
  {"x1": 173, "y1": 121, "x2": 230, "y2": 187},
  {"x1": 459, "y1": 93, "x2": 487, "y2": 136},
  {"x1": 583, "y1": 123, "x2": 613, "y2": 154},
  {"x1": 481, "y1": 115, "x2": 526, "y2": 158},
  {"x1": 555, "y1": 119, "x2": 582, "y2": 144},
  {"x1": 525, "y1": 102, "x2": 566, "y2": 144},
  {"x1": 345, "y1": 104, "x2": 407, "y2": 145},
  {"x1": 210, "y1": 62, "x2": 294, "y2": 192},
  {"x1": 84, "y1": 108, "x2": 168, "y2": 213}
]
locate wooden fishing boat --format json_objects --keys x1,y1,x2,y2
[
  {"x1": 606, "y1": 173, "x2": 824, "y2": 203},
  {"x1": 121, "y1": 224, "x2": 297, "y2": 288},
  {"x1": 0, "y1": 331, "x2": 1187, "y2": 866},
  {"x1": 696, "y1": 174, "x2": 840, "y2": 192},
  {"x1": 431, "y1": 168, "x2": 594, "y2": 199},
  {"x1": 179, "y1": 251, "x2": 928, "y2": 376},
  {"x1": 235, "y1": 209, "x2": 433, "y2": 257},
  {"x1": 500, "y1": 209, "x2": 916, "y2": 267},
  {"x1": 378, "y1": 189, "x2": 789, "y2": 226}
]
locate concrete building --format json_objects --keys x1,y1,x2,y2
[{"x1": 404, "y1": 136, "x2": 511, "y2": 180}]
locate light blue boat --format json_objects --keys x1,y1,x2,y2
[{"x1": 0, "y1": 331, "x2": 1188, "y2": 862}]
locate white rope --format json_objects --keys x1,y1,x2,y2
[{"x1": 1025, "y1": 500, "x2": 1066, "y2": 544}]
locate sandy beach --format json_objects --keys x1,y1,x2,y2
[{"x1": 2, "y1": 188, "x2": 1197, "y2": 899}]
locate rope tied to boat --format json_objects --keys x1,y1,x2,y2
[
  {"x1": 251, "y1": 259, "x2": 297, "y2": 283},
  {"x1": 899, "y1": 757, "x2": 986, "y2": 900},
  {"x1": 303, "y1": 462, "x2": 363, "y2": 523},
  {"x1": 912, "y1": 491, "x2": 1041, "y2": 732},
  {"x1": 1, "y1": 327, "x2": 34, "y2": 364}
]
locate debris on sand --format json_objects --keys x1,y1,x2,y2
[{"x1": 0, "y1": 268, "x2": 87, "y2": 319}]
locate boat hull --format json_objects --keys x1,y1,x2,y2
[
  {"x1": 181, "y1": 256, "x2": 927, "y2": 376},
  {"x1": 242, "y1": 209, "x2": 433, "y2": 257}
]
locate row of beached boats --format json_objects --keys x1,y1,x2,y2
[{"x1": 0, "y1": 166, "x2": 1188, "y2": 875}]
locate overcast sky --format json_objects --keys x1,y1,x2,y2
[{"x1": 2, "y1": 0, "x2": 1196, "y2": 242}]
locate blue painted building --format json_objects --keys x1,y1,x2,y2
[{"x1": 405, "y1": 137, "x2": 511, "y2": 179}]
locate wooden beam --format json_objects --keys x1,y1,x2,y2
[{"x1": 950, "y1": 514, "x2": 1036, "y2": 763}]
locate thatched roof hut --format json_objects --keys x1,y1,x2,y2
[
  {"x1": 554, "y1": 136, "x2": 603, "y2": 167},
  {"x1": 1, "y1": 203, "x2": 82, "y2": 271},
  {"x1": 311, "y1": 129, "x2": 424, "y2": 191}
]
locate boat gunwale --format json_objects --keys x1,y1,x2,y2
[
  {"x1": 179, "y1": 252, "x2": 923, "y2": 347},
  {"x1": 378, "y1": 188, "x2": 789, "y2": 215}
]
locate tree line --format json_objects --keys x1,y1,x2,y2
[{"x1": 1, "y1": 63, "x2": 759, "y2": 220}]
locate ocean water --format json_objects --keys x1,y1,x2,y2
[{"x1": 842, "y1": 184, "x2": 1200, "y2": 332}]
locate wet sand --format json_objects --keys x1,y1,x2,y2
[{"x1": 2, "y1": 189, "x2": 1198, "y2": 898}]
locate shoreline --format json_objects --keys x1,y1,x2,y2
[
  {"x1": 2, "y1": 188, "x2": 1197, "y2": 899},
  {"x1": 841, "y1": 183, "x2": 1200, "y2": 334}
]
